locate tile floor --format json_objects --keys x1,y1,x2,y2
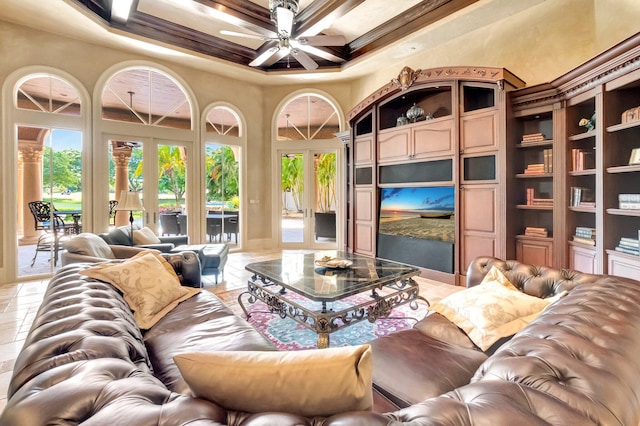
[{"x1": 0, "y1": 249, "x2": 459, "y2": 413}]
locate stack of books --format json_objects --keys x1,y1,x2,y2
[
  {"x1": 571, "y1": 148, "x2": 594, "y2": 171},
  {"x1": 524, "y1": 163, "x2": 545, "y2": 174},
  {"x1": 520, "y1": 133, "x2": 545, "y2": 145},
  {"x1": 524, "y1": 227, "x2": 548, "y2": 237},
  {"x1": 615, "y1": 237, "x2": 639, "y2": 256},
  {"x1": 573, "y1": 226, "x2": 596, "y2": 246},
  {"x1": 570, "y1": 187, "x2": 594, "y2": 207},
  {"x1": 525, "y1": 188, "x2": 553, "y2": 206},
  {"x1": 619, "y1": 194, "x2": 640, "y2": 209}
]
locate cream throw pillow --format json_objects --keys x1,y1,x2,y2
[
  {"x1": 81, "y1": 251, "x2": 200, "y2": 329},
  {"x1": 133, "y1": 226, "x2": 161, "y2": 245},
  {"x1": 429, "y1": 266, "x2": 560, "y2": 351},
  {"x1": 174, "y1": 345, "x2": 373, "y2": 417}
]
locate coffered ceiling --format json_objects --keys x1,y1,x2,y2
[{"x1": 68, "y1": 0, "x2": 478, "y2": 72}]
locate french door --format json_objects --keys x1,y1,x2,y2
[
  {"x1": 108, "y1": 137, "x2": 191, "y2": 236},
  {"x1": 278, "y1": 148, "x2": 339, "y2": 249}
]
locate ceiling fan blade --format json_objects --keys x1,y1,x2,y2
[
  {"x1": 262, "y1": 49, "x2": 289, "y2": 66},
  {"x1": 249, "y1": 47, "x2": 280, "y2": 67},
  {"x1": 291, "y1": 48, "x2": 319, "y2": 71},
  {"x1": 220, "y1": 30, "x2": 268, "y2": 41},
  {"x1": 297, "y1": 35, "x2": 346, "y2": 46}
]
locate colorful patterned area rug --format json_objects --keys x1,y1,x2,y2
[{"x1": 216, "y1": 288, "x2": 430, "y2": 350}]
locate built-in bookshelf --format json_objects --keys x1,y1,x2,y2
[
  {"x1": 509, "y1": 32, "x2": 640, "y2": 276},
  {"x1": 509, "y1": 109, "x2": 556, "y2": 267}
]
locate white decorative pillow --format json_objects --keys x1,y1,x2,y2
[
  {"x1": 173, "y1": 345, "x2": 373, "y2": 417},
  {"x1": 62, "y1": 233, "x2": 114, "y2": 258},
  {"x1": 133, "y1": 226, "x2": 161, "y2": 245},
  {"x1": 429, "y1": 267, "x2": 557, "y2": 351},
  {"x1": 80, "y1": 251, "x2": 199, "y2": 329}
]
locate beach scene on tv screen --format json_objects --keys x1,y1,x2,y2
[{"x1": 379, "y1": 186, "x2": 454, "y2": 243}]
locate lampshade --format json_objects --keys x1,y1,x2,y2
[
  {"x1": 276, "y1": 6, "x2": 294, "y2": 37},
  {"x1": 116, "y1": 191, "x2": 145, "y2": 212}
]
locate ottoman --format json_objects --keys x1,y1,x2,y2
[{"x1": 171, "y1": 244, "x2": 229, "y2": 284}]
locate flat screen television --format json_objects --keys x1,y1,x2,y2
[{"x1": 377, "y1": 186, "x2": 455, "y2": 273}]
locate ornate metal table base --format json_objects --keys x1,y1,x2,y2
[{"x1": 238, "y1": 274, "x2": 429, "y2": 349}]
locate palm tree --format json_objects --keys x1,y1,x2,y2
[
  {"x1": 315, "y1": 153, "x2": 336, "y2": 212},
  {"x1": 158, "y1": 145, "x2": 186, "y2": 204},
  {"x1": 206, "y1": 146, "x2": 239, "y2": 205},
  {"x1": 281, "y1": 154, "x2": 303, "y2": 212}
]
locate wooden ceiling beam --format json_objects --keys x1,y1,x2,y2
[{"x1": 294, "y1": 0, "x2": 366, "y2": 37}]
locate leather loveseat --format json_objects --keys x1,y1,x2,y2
[{"x1": 2, "y1": 256, "x2": 640, "y2": 425}]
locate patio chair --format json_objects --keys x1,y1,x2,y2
[
  {"x1": 28, "y1": 201, "x2": 75, "y2": 266},
  {"x1": 223, "y1": 214, "x2": 239, "y2": 243},
  {"x1": 160, "y1": 213, "x2": 181, "y2": 236},
  {"x1": 109, "y1": 200, "x2": 118, "y2": 227}
]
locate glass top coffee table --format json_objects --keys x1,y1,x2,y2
[{"x1": 239, "y1": 251, "x2": 426, "y2": 348}]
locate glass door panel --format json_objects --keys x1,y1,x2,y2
[
  {"x1": 279, "y1": 149, "x2": 338, "y2": 248},
  {"x1": 280, "y1": 152, "x2": 305, "y2": 244},
  {"x1": 18, "y1": 127, "x2": 83, "y2": 278},
  {"x1": 205, "y1": 143, "x2": 240, "y2": 247},
  {"x1": 157, "y1": 144, "x2": 187, "y2": 236},
  {"x1": 313, "y1": 151, "x2": 337, "y2": 244}
]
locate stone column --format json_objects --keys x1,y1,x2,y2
[
  {"x1": 112, "y1": 145, "x2": 133, "y2": 227},
  {"x1": 20, "y1": 146, "x2": 44, "y2": 244}
]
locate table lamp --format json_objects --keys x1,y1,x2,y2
[{"x1": 116, "y1": 191, "x2": 145, "y2": 245}]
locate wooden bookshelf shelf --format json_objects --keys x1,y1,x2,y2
[
  {"x1": 568, "y1": 131, "x2": 596, "y2": 141},
  {"x1": 516, "y1": 173, "x2": 553, "y2": 179},
  {"x1": 516, "y1": 140, "x2": 553, "y2": 148},
  {"x1": 606, "y1": 164, "x2": 640, "y2": 174},
  {"x1": 606, "y1": 120, "x2": 640, "y2": 133},
  {"x1": 606, "y1": 208, "x2": 640, "y2": 217},
  {"x1": 516, "y1": 204, "x2": 553, "y2": 210}
]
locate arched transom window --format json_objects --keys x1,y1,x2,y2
[
  {"x1": 101, "y1": 68, "x2": 192, "y2": 129},
  {"x1": 277, "y1": 94, "x2": 339, "y2": 141},
  {"x1": 206, "y1": 106, "x2": 242, "y2": 137},
  {"x1": 16, "y1": 74, "x2": 81, "y2": 116}
]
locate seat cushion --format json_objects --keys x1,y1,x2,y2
[
  {"x1": 368, "y1": 328, "x2": 487, "y2": 408},
  {"x1": 143, "y1": 290, "x2": 276, "y2": 393},
  {"x1": 62, "y1": 233, "x2": 114, "y2": 259}
]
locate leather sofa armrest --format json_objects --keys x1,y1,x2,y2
[
  {"x1": 159, "y1": 235, "x2": 189, "y2": 246},
  {"x1": 136, "y1": 243, "x2": 175, "y2": 253},
  {"x1": 110, "y1": 245, "x2": 160, "y2": 258},
  {"x1": 61, "y1": 251, "x2": 110, "y2": 265},
  {"x1": 161, "y1": 252, "x2": 202, "y2": 288}
]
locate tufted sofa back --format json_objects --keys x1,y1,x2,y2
[{"x1": 465, "y1": 256, "x2": 601, "y2": 298}]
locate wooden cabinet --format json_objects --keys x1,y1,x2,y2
[
  {"x1": 347, "y1": 66, "x2": 524, "y2": 283},
  {"x1": 570, "y1": 242, "x2": 596, "y2": 274},
  {"x1": 607, "y1": 250, "x2": 640, "y2": 280},
  {"x1": 351, "y1": 112, "x2": 377, "y2": 256},
  {"x1": 378, "y1": 117, "x2": 455, "y2": 163}
]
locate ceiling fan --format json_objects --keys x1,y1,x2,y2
[{"x1": 221, "y1": 0, "x2": 346, "y2": 71}]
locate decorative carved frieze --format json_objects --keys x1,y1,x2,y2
[{"x1": 348, "y1": 65, "x2": 522, "y2": 120}]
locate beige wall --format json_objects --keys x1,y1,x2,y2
[{"x1": 348, "y1": 0, "x2": 640, "y2": 112}]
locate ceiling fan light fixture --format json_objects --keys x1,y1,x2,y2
[
  {"x1": 111, "y1": 0, "x2": 135, "y2": 22},
  {"x1": 270, "y1": 0, "x2": 298, "y2": 36}
]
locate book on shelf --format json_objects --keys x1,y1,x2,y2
[
  {"x1": 531, "y1": 198, "x2": 553, "y2": 206},
  {"x1": 570, "y1": 187, "x2": 594, "y2": 207},
  {"x1": 524, "y1": 227, "x2": 548, "y2": 237},
  {"x1": 520, "y1": 133, "x2": 545, "y2": 144},
  {"x1": 524, "y1": 163, "x2": 545, "y2": 174},
  {"x1": 619, "y1": 194, "x2": 640, "y2": 209},
  {"x1": 543, "y1": 148, "x2": 553, "y2": 173},
  {"x1": 575, "y1": 227, "x2": 596, "y2": 239},
  {"x1": 614, "y1": 246, "x2": 640, "y2": 256},
  {"x1": 573, "y1": 235, "x2": 595, "y2": 246},
  {"x1": 571, "y1": 148, "x2": 594, "y2": 171},
  {"x1": 526, "y1": 188, "x2": 534, "y2": 205},
  {"x1": 618, "y1": 237, "x2": 639, "y2": 250}
]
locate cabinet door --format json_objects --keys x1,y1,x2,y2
[
  {"x1": 569, "y1": 244, "x2": 596, "y2": 274},
  {"x1": 355, "y1": 136, "x2": 374, "y2": 164},
  {"x1": 460, "y1": 185, "x2": 499, "y2": 275},
  {"x1": 412, "y1": 118, "x2": 455, "y2": 159},
  {"x1": 460, "y1": 110, "x2": 498, "y2": 153},
  {"x1": 607, "y1": 251, "x2": 640, "y2": 280},
  {"x1": 354, "y1": 189, "x2": 376, "y2": 256},
  {"x1": 378, "y1": 128, "x2": 410, "y2": 163},
  {"x1": 516, "y1": 237, "x2": 553, "y2": 267}
]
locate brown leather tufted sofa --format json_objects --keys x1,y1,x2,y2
[{"x1": 2, "y1": 256, "x2": 640, "y2": 425}]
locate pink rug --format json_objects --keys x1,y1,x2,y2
[{"x1": 215, "y1": 288, "x2": 429, "y2": 350}]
